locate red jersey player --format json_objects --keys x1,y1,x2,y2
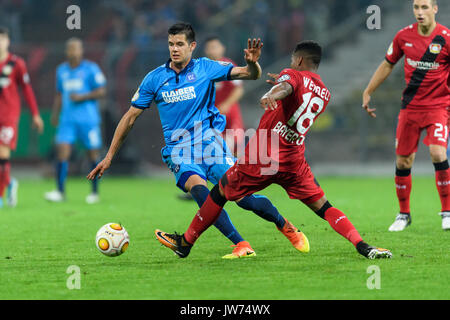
[
  {"x1": 363, "y1": 0, "x2": 450, "y2": 231},
  {"x1": 204, "y1": 36, "x2": 245, "y2": 156},
  {"x1": 156, "y1": 41, "x2": 392, "y2": 260},
  {"x1": 0, "y1": 26, "x2": 43, "y2": 208}
]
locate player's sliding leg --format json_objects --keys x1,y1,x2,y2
[
  {"x1": 86, "y1": 149, "x2": 100, "y2": 204},
  {"x1": 236, "y1": 195, "x2": 309, "y2": 253},
  {"x1": 429, "y1": 145, "x2": 450, "y2": 230},
  {"x1": 185, "y1": 176, "x2": 254, "y2": 258},
  {"x1": 390, "y1": 154, "x2": 414, "y2": 231},
  {"x1": 156, "y1": 184, "x2": 227, "y2": 258},
  {"x1": 310, "y1": 197, "x2": 392, "y2": 259},
  {"x1": 45, "y1": 143, "x2": 71, "y2": 202}
]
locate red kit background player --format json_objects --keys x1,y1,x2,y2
[
  {"x1": 0, "y1": 27, "x2": 43, "y2": 208},
  {"x1": 204, "y1": 36, "x2": 245, "y2": 156},
  {"x1": 363, "y1": 0, "x2": 450, "y2": 231},
  {"x1": 156, "y1": 41, "x2": 392, "y2": 260}
]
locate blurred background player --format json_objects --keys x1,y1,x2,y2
[
  {"x1": 45, "y1": 38, "x2": 106, "y2": 204},
  {"x1": 156, "y1": 41, "x2": 392, "y2": 260},
  {"x1": 362, "y1": 0, "x2": 450, "y2": 231},
  {"x1": 0, "y1": 26, "x2": 43, "y2": 208},
  {"x1": 88, "y1": 23, "x2": 293, "y2": 259},
  {"x1": 204, "y1": 36, "x2": 245, "y2": 156},
  {"x1": 178, "y1": 36, "x2": 246, "y2": 201}
]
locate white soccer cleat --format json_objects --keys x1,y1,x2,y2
[
  {"x1": 86, "y1": 193, "x2": 100, "y2": 204},
  {"x1": 44, "y1": 190, "x2": 65, "y2": 202},
  {"x1": 6, "y1": 178, "x2": 18, "y2": 207},
  {"x1": 388, "y1": 213, "x2": 411, "y2": 232},
  {"x1": 439, "y1": 212, "x2": 450, "y2": 231}
]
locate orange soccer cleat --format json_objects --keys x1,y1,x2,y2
[
  {"x1": 277, "y1": 219, "x2": 310, "y2": 253},
  {"x1": 222, "y1": 241, "x2": 256, "y2": 259}
]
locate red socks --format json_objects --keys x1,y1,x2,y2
[
  {"x1": 434, "y1": 161, "x2": 450, "y2": 212},
  {"x1": 184, "y1": 185, "x2": 227, "y2": 245},
  {"x1": 0, "y1": 159, "x2": 10, "y2": 197},
  {"x1": 324, "y1": 207, "x2": 363, "y2": 247},
  {"x1": 395, "y1": 169, "x2": 412, "y2": 214}
]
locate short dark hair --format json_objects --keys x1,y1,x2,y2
[
  {"x1": 293, "y1": 40, "x2": 322, "y2": 68},
  {"x1": 168, "y1": 22, "x2": 196, "y2": 43},
  {"x1": 0, "y1": 26, "x2": 10, "y2": 37}
]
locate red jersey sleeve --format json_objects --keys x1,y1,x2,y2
[
  {"x1": 15, "y1": 57, "x2": 39, "y2": 116},
  {"x1": 385, "y1": 31, "x2": 404, "y2": 65},
  {"x1": 276, "y1": 68, "x2": 302, "y2": 92}
]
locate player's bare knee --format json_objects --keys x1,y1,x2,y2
[
  {"x1": 429, "y1": 145, "x2": 447, "y2": 163},
  {"x1": 184, "y1": 175, "x2": 207, "y2": 192},
  {"x1": 396, "y1": 155, "x2": 414, "y2": 170}
]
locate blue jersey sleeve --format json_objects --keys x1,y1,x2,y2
[
  {"x1": 201, "y1": 58, "x2": 234, "y2": 82},
  {"x1": 88, "y1": 63, "x2": 106, "y2": 90},
  {"x1": 131, "y1": 73, "x2": 155, "y2": 109}
]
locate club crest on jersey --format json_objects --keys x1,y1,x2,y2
[
  {"x1": 186, "y1": 72, "x2": 196, "y2": 83},
  {"x1": 429, "y1": 43, "x2": 442, "y2": 54}
]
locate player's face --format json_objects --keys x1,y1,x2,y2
[
  {"x1": 0, "y1": 34, "x2": 10, "y2": 55},
  {"x1": 168, "y1": 34, "x2": 196, "y2": 65},
  {"x1": 204, "y1": 40, "x2": 225, "y2": 61},
  {"x1": 66, "y1": 40, "x2": 83, "y2": 62},
  {"x1": 290, "y1": 54, "x2": 302, "y2": 70},
  {"x1": 413, "y1": 0, "x2": 437, "y2": 27}
]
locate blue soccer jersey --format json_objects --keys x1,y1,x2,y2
[
  {"x1": 56, "y1": 60, "x2": 106, "y2": 125},
  {"x1": 131, "y1": 57, "x2": 233, "y2": 147},
  {"x1": 131, "y1": 57, "x2": 236, "y2": 191}
]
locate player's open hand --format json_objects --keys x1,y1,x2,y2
[
  {"x1": 87, "y1": 157, "x2": 111, "y2": 180},
  {"x1": 244, "y1": 38, "x2": 263, "y2": 64},
  {"x1": 260, "y1": 95, "x2": 277, "y2": 111},
  {"x1": 362, "y1": 91, "x2": 376, "y2": 118},
  {"x1": 32, "y1": 115, "x2": 44, "y2": 134},
  {"x1": 266, "y1": 73, "x2": 279, "y2": 86}
]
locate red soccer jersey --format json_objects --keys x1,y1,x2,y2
[
  {"x1": 385, "y1": 23, "x2": 450, "y2": 110},
  {"x1": 241, "y1": 69, "x2": 331, "y2": 172},
  {"x1": 0, "y1": 53, "x2": 38, "y2": 124}
]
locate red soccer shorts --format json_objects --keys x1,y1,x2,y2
[
  {"x1": 396, "y1": 109, "x2": 448, "y2": 156},
  {"x1": 0, "y1": 123, "x2": 18, "y2": 150},
  {"x1": 219, "y1": 162, "x2": 325, "y2": 205}
]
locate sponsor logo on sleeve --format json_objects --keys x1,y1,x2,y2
[
  {"x1": 387, "y1": 42, "x2": 394, "y2": 56},
  {"x1": 131, "y1": 88, "x2": 140, "y2": 102},
  {"x1": 277, "y1": 74, "x2": 291, "y2": 83}
]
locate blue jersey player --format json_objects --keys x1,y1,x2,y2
[
  {"x1": 88, "y1": 23, "x2": 302, "y2": 259},
  {"x1": 46, "y1": 38, "x2": 106, "y2": 204}
]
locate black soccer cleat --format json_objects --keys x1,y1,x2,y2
[
  {"x1": 155, "y1": 229, "x2": 192, "y2": 258},
  {"x1": 356, "y1": 241, "x2": 392, "y2": 259}
]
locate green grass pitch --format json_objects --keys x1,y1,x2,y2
[{"x1": 0, "y1": 176, "x2": 449, "y2": 300}]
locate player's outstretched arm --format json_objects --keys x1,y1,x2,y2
[
  {"x1": 260, "y1": 82, "x2": 293, "y2": 110},
  {"x1": 362, "y1": 60, "x2": 395, "y2": 118},
  {"x1": 87, "y1": 106, "x2": 144, "y2": 180},
  {"x1": 230, "y1": 38, "x2": 263, "y2": 80}
]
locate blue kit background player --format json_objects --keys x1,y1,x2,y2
[
  {"x1": 46, "y1": 38, "x2": 106, "y2": 204},
  {"x1": 88, "y1": 22, "x2": 296, "y2": 259}
]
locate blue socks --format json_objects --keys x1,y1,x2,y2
[
  {"x1": 190, "y1": 185, "x2": 244, "y2": 245},
  {"x1": 56, "y1": 161, "x2": 68, "y2": 194},
  {"x1": 237, "y1": 194, "x2": 286, "y2": 229}
]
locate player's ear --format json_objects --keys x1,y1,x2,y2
[
  {"x1": 190, "y1": 41, "x2": 197, "y2": 52},
  {"x1": 297, "y1": 56, "x2": 304, "y2": 68}
]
